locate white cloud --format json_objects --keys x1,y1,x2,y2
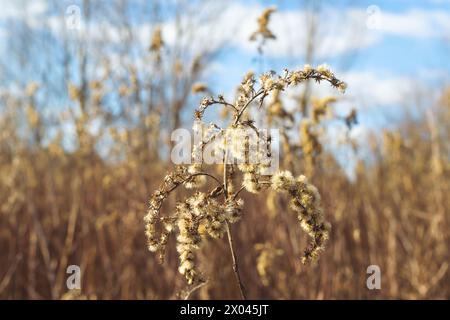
[
  {"x1": 286, "y1": 69, "x2": 414, "y2": 109},
  {"x1": 210, "y1": 3, "x2": 380, "y2": 59},
  {"x1": 163, "y1": 3, "x2": 450, "y2": 60},
  {"x1": 10, "y1": 3, "x2": 443, "y2": 98},
  {"x1": 0, "y1": 0, "x2": 48, "y2": 25},
  {"x1": 341, "y1": 71, "x2": 413, "y2": 107},
  {"x1": 375, "y1": 8, "x2": 450, "y2": 38},
  {"x1": 4, "y1": 2, "x2": 450, "y2": 60},
  {"x1": 155, "y1": 3, "x2": 450, "y2": 60},
  {"x1": 1, "y1": 2, "x2": 446, "y2": 111}
]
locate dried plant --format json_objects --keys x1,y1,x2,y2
[
  {"x1": 1, "y1": 1, "x2": 449, "y2": 301},
  {"x1": 249, "y1": 7, "x2": 277, "y2": 54},
  {"x1": 149, "y1": 26, "x2": 164, "y2": 62},
  {"x1": 255, "y1": 242, "x2": 283, "y2": 286},
  {"x1": 144, "y1": 65, "x2": 346, "y2": 297},
  {"x1": 249, "y1": 7, "x2": 277, "y2": 42}
]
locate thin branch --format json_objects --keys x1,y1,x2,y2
[
  {"x1": 234, "y1": 89, "x2": 265, "y2": 125},
  {"x1": 183, "y1": 281, "x2": 208, "y2": 300},
  {"x1": 191, "y1": 172, "x2": 222, "y2": 186},
  {"x1": 223, "y1": 149, "x2": 247, "y2": 299},
  {"x1": 225, "y1": 221, "x2": 247, "y2": 300},
  {"x1": 211, "y1": 98, "x2": 238, "y2": 112},
  {"x1": 233, "y1": 186, "x2": 246, "y2": 199}
]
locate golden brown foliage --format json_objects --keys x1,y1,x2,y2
[{"x1": 0, "y1": 5, "x2": 448, "y2": 299}]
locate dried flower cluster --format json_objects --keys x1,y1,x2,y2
[
  {"x1": 191, "y1": 82, "x2": 209, "y2": 94},
  {"x1": 300, "y1": 119, "x2": 322, "y2": 169},
  {"x1": 145, "y1": 65, "x2": 345, "y2": 288},
  {"x1": 149, "y1": 26, "x2": 164, "y2": 62},
  {"x1": 255, "y1": 242, "x2": 284, "y2": 286},
  {"x1": 311, "y1": 96, "x2": 337, "y2": 123},
  {"x1": 249, "y1": 7, "x2": 277, "y2": 42},
  {"x1": 344, "y1": 108, "x2": 358, "y2": 130},
  {"x1": 4, "y1": 1, "x2": 449, "y2": 301},
  {"x1": 144, "y1": 168, "x2": 244, "y2": 284},
  {"x1": 259, "y1": 62, "x2": 353, "y2": 176},
  {"x1": 271, "y1": 171, "x2": 330, "y2": 263}
]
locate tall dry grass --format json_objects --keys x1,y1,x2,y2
[
  {"x1": 1, "y1": 80, "x2": 448, "y2": 299},
  {"x1": 0, "y1": 4, "x2": 449, "y2": 299}
]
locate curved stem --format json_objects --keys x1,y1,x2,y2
[
  {"x1": 233, "y1": 186, "x2": 246, "y2": 199},
  {"x1": 223, "y1": 149, "x2": 247, "y2": 300},
  {"x1": 234, "y1": 90, "x2": 265, "y2": 125},
  {"x1": 191, "y1": 172, "x2": 222, "y2": 187},
  {"x1": 211, "y1": 99, "x2": 238, "y2": 112},
  {"x1": 225, "y1": 221, "x2": 247, "y2": 300},
  {"x1": 183, "y1": 281, "x2": 208, "y2": 300}
]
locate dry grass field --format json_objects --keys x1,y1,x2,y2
[{"x1": 0, "y1": 0, "x2": 448, "y2": 300}]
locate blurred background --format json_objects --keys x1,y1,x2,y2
[{"x1": 0, "y1": 0, "x2": 448, "y2": 299}]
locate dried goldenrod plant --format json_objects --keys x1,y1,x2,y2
[
  {"x1": 261, "y1": 63, "x2": 353, "y2": 177},
  {"x1": 149, "y1": 26, "x2": 164, "y2": 62},
  {"x1": 144, "y1": 65, "x2": 346, "y2": 298},
  {"x1": 249, "y1": 7, "x2": 278, "y2": 56},
  {"x1": 249, "y1": 7, "x2": 277, "y2": 42},
  {"x1": 3, "y1": 1, "x2": 448, "y2": 301},
  {"x1": 255, "y1": 242, "x2": 284, "y2": 286}
]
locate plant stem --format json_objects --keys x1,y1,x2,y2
[
  {"x1": 183, "y1": 281, "x2": 208, "y2": 300},
  {"x1": 222, "y1": 149, "x2": 247, "y2": 300},
  {"x1": 233, "y1": 89, "x2": 264, "y2": 125},
  {"x1": 225, "y1": 221, "x2": 247, "y2": 300}
]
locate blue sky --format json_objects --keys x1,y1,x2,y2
[
  {"x1": 211, "y1": 0, "x2": 450, "y2": 86},
  {"x1": 1, "y1": 0, "x2": 449, "y2": 109},
  {"x1": 0, "y1": 0, "x2": 449, "y2": 173},
  {"x1": 198, "y1": 0, "x2": 450, "y2": 125},
  {"x1": 197, "y1": 0, "x2": 450, "y2": 174}
]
